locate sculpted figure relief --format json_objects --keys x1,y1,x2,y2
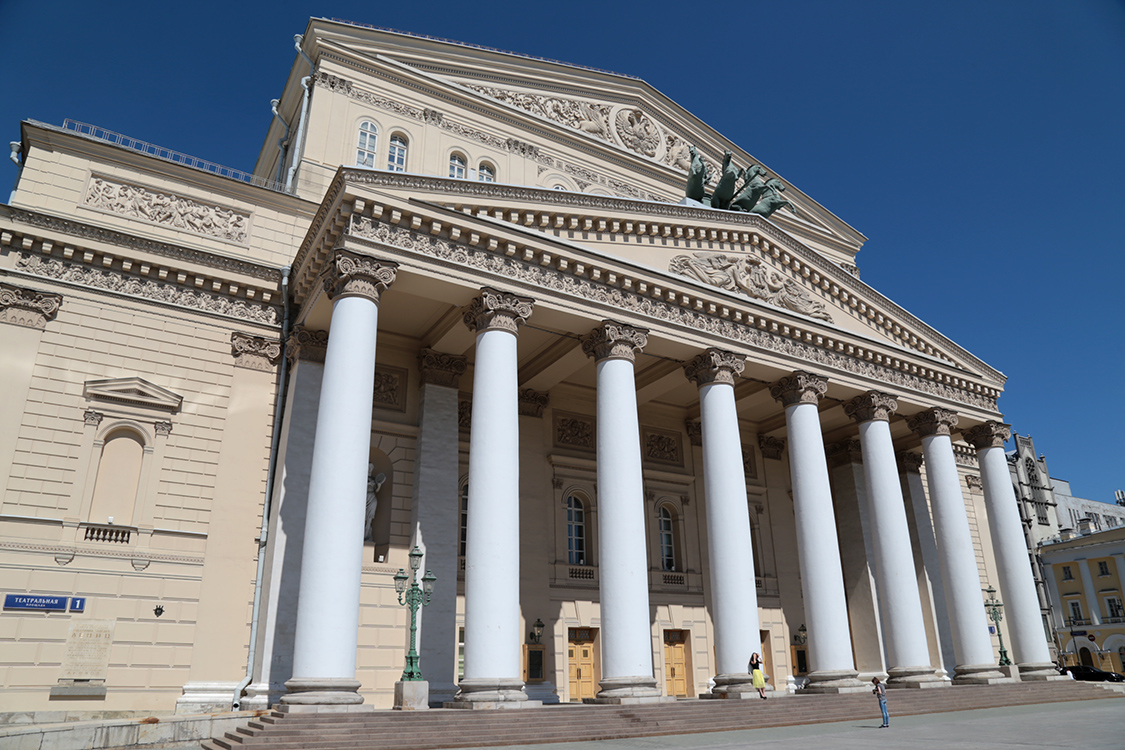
[
  {"x1": 669, "y1": 252, "x2": 832, "y2": 321},
  {"x1": 363, "y1": 464, "x2": 387, "y2": 543},
  {"x1": 85, "y1": 177, "x2": 249, "y2": 243}
]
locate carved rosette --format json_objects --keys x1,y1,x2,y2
[
  {"x1": 231, "y1": 332, "x2": 282, "y2": 371},
  {"x1": 321, "y1": 250, "x2": 398, "y2": 303},
  {"x1": 684, "y1": 420, "x2": 702, "y2": 447},
  {"x1": 826, "y1": 439, "x2": 864, "y2": 468},
  {"x1": 580, "y1": 320, "x2": 648, "y2": 363},
  {"x1": 418, "y1": 349, "x2": 468, "y2": 388},
  {"x1": 963, "y1": 421, "x2": 1011, "y2": 450},
  {"x1": 463, "y1": 287, "x2": 534, "y2": 334},
  {"x1": 843, "y1": 391, "x2": 899, "y2": 423},
  {"x1": 759, "y1": 435, "x2": 786, "y2": 460},
  {"x1": 518, "y1": 389, "x2": 550, "y2": 418},
  {"x1": 683, "y1": 348, "x2": 745, "y2": 387},
  {"x1": 0, "y1": 282, "x2": 62, "y2": 330},
  {"x1": 907, "y1": 407, "x2": 959, "y2": 437},
  {"x1": 287, "y1": 326, "x2": 329, "y2": 364},
  {"x1": 897, "y1": 451, "x2": 925, "y2": 474},
  {"x1": 769, "y1": 371, "x2": 828, "y2": 406}
]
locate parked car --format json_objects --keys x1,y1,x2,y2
[{"x1": 1059, "y1": 665, "x2": 1125, "y2": 682}]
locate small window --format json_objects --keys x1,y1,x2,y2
[
  {"x1": 457, "y1": 626, "x2": 466, "y2": 679},
  {"x1": 567, "y1": 495, "x2": 586, "y2": 565},
  {"x1": 449, "y1": 153, "x2": 467, "y2": 179},
  {"x1": 478, "y1": 163, "x2": 495, "y2": 182},
  {"x1": 1106, "y1": 597, "x2": 1124, "y2": 619},
  {"x1": 387, "y1": 134, "x2": 408, "y2": 172},
  {"x1": 1062, "y1": 565, "x2": 1074, "y2": 581},
  {"x1": 1069, "y1": 600, "x2": 1083, "y2": 623},
  {"x1": 357, "y1": 121, "x2": 378, "y2": 168},
  {"x1": 1098, "y1": 561, "x2": 1111, "y2": 576},
  {"x1": 659, "y1": 506, "x2": 676, "y2": 572}
]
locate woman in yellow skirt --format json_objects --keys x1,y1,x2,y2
[{"x1": 749, "y1": 652, "x2": 767, "y2": 699}]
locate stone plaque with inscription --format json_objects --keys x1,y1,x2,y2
[{"x1": 60, "y1": 619, "x2": 115, "y2": 680}]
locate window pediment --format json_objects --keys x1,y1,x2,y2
[{"x1": 84, "y1": 377, "x2": 183, "y2": 413}]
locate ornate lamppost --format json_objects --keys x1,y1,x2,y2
[
  {"x1": 984, "y1": 585, "x2": 1012, "y2": 667},
  {"x1": 394, "y1": 545, "x2": 437, "y2": 681}
]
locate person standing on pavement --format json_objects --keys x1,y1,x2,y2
[
  {"x1": 749, "y1": 652, "x2": 767, "y2": 699},
  {"x1": 872, "y1": 676, "x2": 888, "y2": 727}
]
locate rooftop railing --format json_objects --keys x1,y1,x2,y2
[{"x1": 62, "y1": 120, "x2": 289, "y2": 194}]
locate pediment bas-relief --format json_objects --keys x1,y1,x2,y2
[
  {"x1": 669, "y1": 252, "x2": 832, "y2": 322},
  {"x1": 83, "y1": 377, "x2": 183, "y2": 413}
]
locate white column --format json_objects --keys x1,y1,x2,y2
[
  {"x1": 907, "y1": 408, "x2": 1006, "y2": 684},
  {"x1": 455, "y1": 288, "x2": 538, "y2": 707},
  {"x1": 844, "y1": 392, "x2": 941, "y2": 688},
  {"x1": 411, "y1": 349, "x2": 468, "y2": 706},
  {"x1": 965, "y1": 421, "x2": 1058, "y2": 681},
  {"x1": 685, "y1": 350, "x2": 760, "y2": 697},
  {"x1": 581, "y1": 321, "x2": 662, "y2": 702},
  {"x1": 769, "y1": 372, "x2": 864, "y2": 693},
  {"x1": 283, "y1": 251, "x2": 397, "y2": 706},
  {"x1": 1076, "y1": 560, "x2": 1102, "y2": 626}
]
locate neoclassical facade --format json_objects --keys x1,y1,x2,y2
[{"x1": 0, "y1": 19, "x2": 1061, "y2": 716}]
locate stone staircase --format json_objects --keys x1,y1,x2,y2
[{"x1": 201, "y1": 682, "x2": 1121, "y2": 750}]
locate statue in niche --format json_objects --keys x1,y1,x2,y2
[
  {"x1": 685, "y1": 145, "x2": 709, "y2": 202},
  {"x1": 363, "y1": 463, "x2": 387, "y2": 542},
  {"x1": 750, "y1": 178, "x2": 795, "y2": 218},
  {"x1": 711, "y1": 151, "x2": 740, "y2": 210},
  {"x1": 730, "y1": 165, "x2": 768, "y2": 212}
]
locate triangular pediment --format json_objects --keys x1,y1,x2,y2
[{"x1": 83, "y1": 377, "x2": 183, "y2": 413}]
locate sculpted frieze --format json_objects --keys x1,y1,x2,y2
[
  {"x1": 669, "y1": 252, "x2": 832, "y2": 322},
  {"x1": 84, "y1": 177, "x2": 249, "y2": 244},
  {"x1": 15, "y1": 254, "x2": 278, "y2": 324},
  {"x1": 345, "y1": 217, "x2": 998, "y2": 412}
]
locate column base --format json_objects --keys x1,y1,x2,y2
[
  {"x1": 952, "y1": 663, "x2": 1013, "y2": 685},
  {"x1": 394, "y1": 680, "x2": 429, "y2": 710},
  {"x1": 237, "y1": 681, "x2": 279, "y2": 711},
  {"x1": 446, "y1": 677, "x2": 541, "y2": 709},
  {"x1": 175, "y1": 681, "x2": 238, "y2": 714},
  {"x1": 280, "y1": 677, "x2": 363, "y2": 706},
  {"x1": 1018, "y1": 662, "x2": 1068, "y2": 681},
  {"x1": 426, "y1": 680, "x2": 460, "y2": 708},
  {"x1": 886, "y1": 665, "x2": 947, "y2": 689},
  {"x1": 588, "y1": 675, "x2": 669, "y2": 704},
  {"x1": 804, "y1": 669, "x2": 868, "y2": 694},
  {"x1": 699, "y1": 673, "x2": 760, "y2": 698}
]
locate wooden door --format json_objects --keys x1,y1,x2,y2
[
  {"x1": 568, "y1": 628, "x2": 598, "y2": 702},
  {"x1": 663, "y1": 630, "x2": 689, "y2": 697}
]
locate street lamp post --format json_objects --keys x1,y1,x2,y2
[
  {"x1": 394, "y1": 545, "x2": 437, "y2": 682},
  {"x1": 983, "y1": 586, "x2": 1012, "y2": 667}
]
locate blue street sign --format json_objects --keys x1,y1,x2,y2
[
  {"x1": 4, "y1": 594, "x2": 68, "y2": 611},
  {"x1": 69, "y1": 597, "x2": 86, "y2": 612}
]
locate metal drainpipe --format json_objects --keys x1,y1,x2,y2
[
  {"x1": 270, "y1": 100, "x2": 291, "y2": 187},
  {"x1": 233, "y1": 266, "x2": 291, "y2": 710},
  {"x1": 9, "y1": 141, "x2": 24, "y2": 204},
  {"x1": 285, "y1": 35, "x2": 315, "y2": 193}
]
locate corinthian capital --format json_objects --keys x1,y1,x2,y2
[
  {"x1": 897, "y1": 451, "x2": 925, "y2": 474},
  {"x1": 844, "y1": 391, "x2": 898, "y2": 423},
  {"x1": 321, "y1": 249, "x2": 398, "y2": 303},
  {"x1": 907, "y1": 407, "x2": 959, "y2": 437},
  {"x1": 963, "y1": 421, "x2": 1011, "y2": 450},
  {"x1": 419, "y1": 349, "x2": 468, "y2": 388},
  {"x1": 683, "y1": 348, "x2": 745, "y2": 387},
  {"x1": 463, "y1": 287, "x2": 534, "y2": 334},
  {"x1": 581, "y1": 320, "x2": 648, "y2": 363},
  {"x1": 0, "y1": 282, "x2": 63, "y2": 330},
  {"x1": 287, "y1": 326, "x2": 329, "y2": 364},
  {"x1": 769, "y1": 371, "x2": 828, "y2": 406},
  {"x1": 231, "y1": 332, "x2": 282, "y2": 371}
]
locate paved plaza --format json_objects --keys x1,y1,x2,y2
[{"x1": 433, "y1": 700, "x2": 1125, "y2": 750}]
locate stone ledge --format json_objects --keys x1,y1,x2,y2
[{"x1": 0, "y1": 711, "x2": 260, "y2": 750}]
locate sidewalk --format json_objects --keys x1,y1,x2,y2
[{"x1": 430, "y1": 699, "x2": 1123, "y2": 750}]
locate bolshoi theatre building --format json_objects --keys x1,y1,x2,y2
[{"x1": 0, "y1": 18, "x2": 1061, "y2": 716}]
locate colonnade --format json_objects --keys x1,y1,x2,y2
[{"x1": 279, "y1": 249, "x2": 1057, "y2": 709}]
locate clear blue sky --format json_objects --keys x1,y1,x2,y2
[{"x1": 2, "y1": 1, "x2": 1122, "y2": 502}]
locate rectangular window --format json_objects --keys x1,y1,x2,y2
[
  {"x1": 1062, "y1": 565, "x2": 1073, "y2": 581},
  {"x1": 1036, "y1": 502, "x2": 1049, "y2": 525},
  {"x1": 1098, "y1": 561, "x2": 1110, "y2": 576},
  {"x1": 1069, "y1": 600, "x2": 1083, "y2": 623},
  {"x1": 457, "y1": 626, "x2": 465, "y2": 679},
  {"x1": 1107, "y1": 598, "x2": 1124, "y2": 620}
]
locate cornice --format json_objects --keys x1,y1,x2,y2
[
  {"x1": 0, "y1": 538, "x2": 205, "y2": 566},
  {"x1": 332, "y1": 199, "x2": 999, "y2": 413}
]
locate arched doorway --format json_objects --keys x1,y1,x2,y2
[{"x1": 1079, "y1": 646, "x2": 1094, "y2": 666}]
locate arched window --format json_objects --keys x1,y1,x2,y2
[
  {"x1": 88, "y1": 428, "x2": 145, "y2": 525},
  {"x1": 387, "y1": 134, "x2": 408, "y2": 172},
  {"x1": 478, "y1": 163, "x2": 496, "y2": 182},
  {"x1": 449, "y1": 153, "x2": 467, "y2": 179},
  {"x1": 459, "y1": 482, "x2": 469, "y2": 559},
  {"x1": 658, "y1": 506, "x2": 677, "y2": 572},
  {"x1": 356, "y1": 121, "x2": 378, "y2": 168},
  {"x1": 567, "y1": 494, "x2": 586, "y2": 565}
]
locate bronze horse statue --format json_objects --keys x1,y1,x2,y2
[
  {"x1": 750, "y1": 178, "x2": 795, "y2": 218},
  {"x1": 711, "y1": 150, "x2": 740, "y2": 209},
  {"x1": 685, "y1": 146, "x2": 709, "y2": 202},
  {"x1": 730, "y1": 165, "x2": 768, "y2": 212}
]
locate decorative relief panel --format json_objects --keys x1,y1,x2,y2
[
  {"x1": 742, "y1": 446, "x2": 758, "y2": 480},
  {"x1": 643, "y1": 426, "x2": 682, "y2": 466},
  {"x1": 669, "y1": 252, "x2": 832, "y2": 322},
  {"x1": 84, "y1": 177, "x2": 249, "y2": 244},
  {"x1": 458, "y1": 399, "x2": 472, "y2": 432},
  {"x1": 15, "y1": 254, "x2": 277, "y2": 324},
  {"x1": 554, "y1": 412, "x2": 595, "y2": 450},
  {"x1": 373, "y1": 365, "x2": 408, "y2": 412},
  {"x1": 0, "y1": 282, "x2": 62, "y2": 329}
]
